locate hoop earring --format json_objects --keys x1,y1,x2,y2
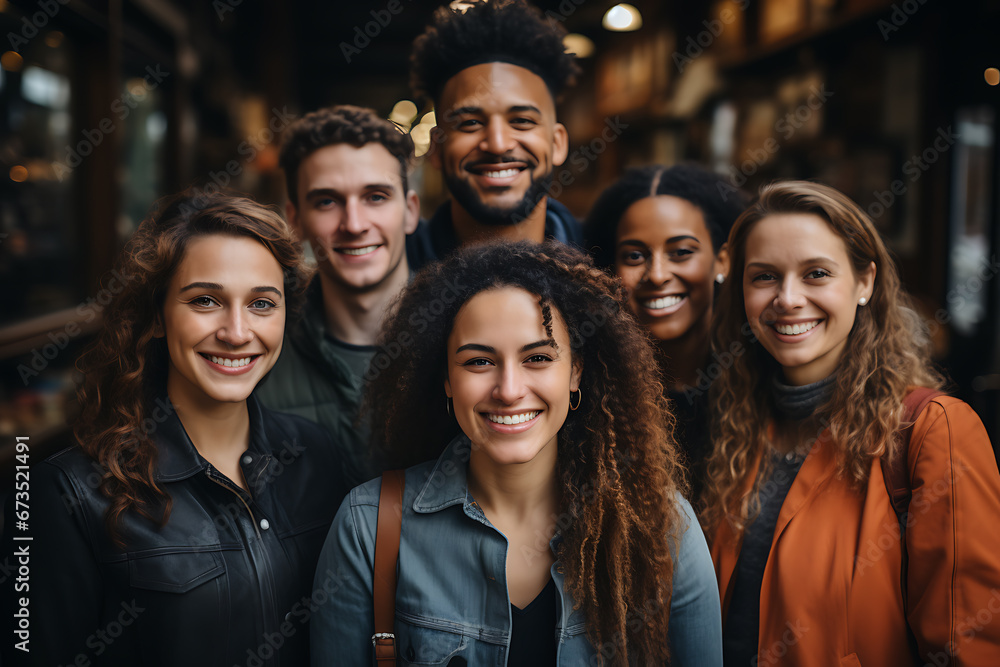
[
  {"x1": 569, "y1": 389, "x2": 582, "y2": 411},
  {"x1": 446, "y1": 397, "x2": 452, "y2": 416}
]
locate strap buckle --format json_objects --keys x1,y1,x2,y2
[{"x1": 372, "y1": 633, "x2": 397, "y2": 663}]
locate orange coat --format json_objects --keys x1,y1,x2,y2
[{"x1": 711, "y1": 396, "x2": 1000, "y2": 666}]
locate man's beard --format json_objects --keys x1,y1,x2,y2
[{"x1": 444, "y1": 168, "x2": 554, "y2": 227}]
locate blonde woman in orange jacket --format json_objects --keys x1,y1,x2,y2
[{"x1": 701, "y1": 180, "x2": 1000, "y2": 666}]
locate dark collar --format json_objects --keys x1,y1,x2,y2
[
  {"x1": 422, "y1": 198, "x2": 582, "y2": 262},
  {"x1": 153, "y1": 394, "x2": 271, "y2": 483}
]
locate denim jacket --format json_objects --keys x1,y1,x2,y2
[{"x1": 310, "y1": 435, "x2": 723, "y2": 666}]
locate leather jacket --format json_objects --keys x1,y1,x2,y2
[{"x1": 11, "y1": 394, "x2": 346, "y2": 667}]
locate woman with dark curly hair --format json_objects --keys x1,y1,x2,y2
[
  {"x1": 22, "y1": 192, "x2": 347, "y2": 666},
  {"x1": 311, "y1": 241, "x2": 722, "y2": 666},
  {"x1": 585, "y1": 164, "x2": 747, "y2": 501},
  {"x1": 701, "y1": 181, "x2": 1000, "y2": 666}
]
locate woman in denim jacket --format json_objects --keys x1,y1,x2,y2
[{"x1": 311, "y1": 242, "x2": 723, "y2": 666}]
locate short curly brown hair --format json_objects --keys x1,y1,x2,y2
[
  {"x1": 409, "y1": 0, "x2": 579, "y2": 104},
  {"x1": 279, "y1": 105, "x2": 414, "y2": 205}
]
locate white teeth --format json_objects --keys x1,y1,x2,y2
[
  {"x1": 339, "y1": 245, "x2": 378, "y2": 256},
  {"x1": 210, "y1": 355, "x2": 253, "y2": 367},
  {"x1": 774, "y1": 321, "x2": 820, "y2": 335},
  {"x1": 643, "y1": 296, "x2": 684, "y2": 310},
  {"x1": 483, "y1": 168, "x2": 518, "y2": 178},
  {"x1": 487, "y1": 411, "x2": 540, "y2": 425}
]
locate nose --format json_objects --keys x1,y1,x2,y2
[
  {"x1": 492, "y1": 363, "x2": 527, "y2": 405},
  {"x1": 774, "y1": 277, "x2": 806, "y2": 311},
  {"x1": 342, "y1": 197, "x2": 370, "y2": 236},
  {"x1": 644, "y1": 253, "x2": 674, "y2": 286},
  {"x1": 217, "y1": 308, "x2": 254, "y2": 348},
  {"x1": 480, "y1": 117, "x2": 515, "y2": 155}
]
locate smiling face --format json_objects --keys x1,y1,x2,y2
[
  {"x1": 158, "y1": 234, "x2": 286, "y2": 408},
  {"x1": 743, "y1": 213, "x2": 875, "y2": 386},
  {"x1": 431, "y1": 62, "x2": 569, "y2": 226},
  {"x1": 615, "y1": 195, "x2": 726, "y2": 343},
  {"x1": 444, "y1": 287, "x2": 581, "y2": 471},
  {"x1": 288, "y1": 142, "x2": 419, "y2": 293}
]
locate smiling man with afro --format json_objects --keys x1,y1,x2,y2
[{"x1": 406, "y1": 0, "x2": 584, "y2": 270}]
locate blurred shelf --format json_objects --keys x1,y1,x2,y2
[{"x1": 0, "y1": 308, "x2": 102, "y2": 361}]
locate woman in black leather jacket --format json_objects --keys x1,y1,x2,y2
[{"x1": 16, "y1": 192, "x2": 346, "y2": 666}]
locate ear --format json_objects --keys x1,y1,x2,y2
[
  {"x1": 428, "y1": 126, "x2": 445, "y2": 170},
  {"x1": 444, "y1": 376, "x2": 452, "y2": 399},
  {"x1": 570, "y1": 358, "x2": 583, "y2": 393},
  {"x1": 551, "y1": 122, "x2": 569, "y2": 168},
  {"x1": 403, "y1": 189, "x2": 420, "y2": 235},
  {"x1": 713, "y1": 243, "x2": 730, "y2": 281},
  {"x1": 152, "y1": 313, "x2": 165, "y2": 339},
  {"x1": 285, "y1": 200, "x2": 303, "y2": 241},
  {"x1": 858, "y1": 260, "x2": 877, "y2": 302}
]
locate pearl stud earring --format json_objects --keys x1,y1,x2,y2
[{"x1": 858, "y1": 297, "x2": 867, "y2": 306}]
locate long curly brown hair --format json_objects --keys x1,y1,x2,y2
[
  {"x1": 366, "y1": 241, "x2": 685, "y2": 665},
  {"x1": 701, "y1": 181, "x2": 944, "y2": 535},
  {"x1": 74, "y1": 191, "x2": 312, "y2": 547}
]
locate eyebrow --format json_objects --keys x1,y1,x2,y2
[
  {"x1": 305, "y1": 185, "x2": 396, "y2": 199},
  {"x1": 448, "y1": 106, "x2": 484, "y2": 118},
  {"x1": 508, "y1": 105, "x2": 542, "y2": 115},
  {"x1": 455, "y1": 339, "x2": 558, "y2": 354},
  {"x1": 618, "y1": 235, "x2": 702, "y2": 247},
  {"x1": 179, "y1": 282, "x2": 282, "y2": 297},
  {"x1": 746, "y1": 256, "x2": 840, "y2": 271},
  {"x1": 447, "y1": 104, "x2": 542, "y2": 118}
]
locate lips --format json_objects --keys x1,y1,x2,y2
[
  {"x1": 335, "y1": 244, "x2": 380, "y2": 256},
  {"x1": 772, "y1": 320, "x2": 821, "y2": 335},
  {"x1": 481, "y1": 409, "x2": 543, "y2": 433},
  {"x1": 466, "y1": 159, "x2": 531, "y2": 188},
  {"x1": 641, "y1": 295, "x2": 685, "y2": 310},
  {"x1": 199, "y1": 353, "x2": 262, "y2": 375},
  {"x1": 487, "y1": 410, "x2": 540, "y2": 425}
]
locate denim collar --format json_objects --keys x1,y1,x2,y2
[
  {"x1": 152, "y1": 393, "x2": 271, "y2": 483},
  {"x1": 410, "y1": 435, "x2": 564, "y2": 551},
  {"x1": 412, "y1": 434, "x2": 476, "y2": 514}
]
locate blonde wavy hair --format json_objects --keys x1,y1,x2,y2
[{"x1": 701, "y1": 180, "x2": 944, "y2": 535}]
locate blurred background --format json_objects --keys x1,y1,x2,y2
[{"x1": 1, "y1": 0, "x2": 998, "y2": 487}]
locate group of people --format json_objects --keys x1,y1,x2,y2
[{"x1": 6, "y1": 1, "x2": 1000, "y2": 666}]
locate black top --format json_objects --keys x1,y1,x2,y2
[
  {"x1": 667, "y1": 386, "x2": 712, "y2": 503},
  {"x1": 722, "y1": 451, "x2": 805, "y2": 666},
  {"x1": 508, "y1": 577, "x2": 558, "y2": 666},
  {"x1": 4, "y1": 395, "x2": 346, "y2": 667}
]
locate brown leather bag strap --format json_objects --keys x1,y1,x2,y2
[
  {"x1": 882, "y1": 387, "x2": 944, "y2": 522},
  {"x1": 372, "y1": 469, "x2": 405, "y2": 665}
]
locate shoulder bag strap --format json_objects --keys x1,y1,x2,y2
[
  {"x1": 373, "y1": 469, "x2": 405, "y2": 665},
  {"x1": 882, "y1": 387, "x2": 945, "y2": 522}
]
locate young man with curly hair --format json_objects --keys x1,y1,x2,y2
[
  {"x1": 255, "y1": 105, "x2": 419, "y2": 488},
  {"x1": 407, "y1": 0, "x2": 583, "y2": 269}
]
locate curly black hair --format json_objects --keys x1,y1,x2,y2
[
  {"x1": 584, "y1": 163, "x2": 750, "y2": 269},
  {"x1": 279, "y1": 105, "x2": 414, "y2": 205},
  {"x1": 365, "y1": 240, "x2": 686, "y2": 665},
  {"x1": 409, "y1": 0, "x2": 580, "y2": 104}
]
